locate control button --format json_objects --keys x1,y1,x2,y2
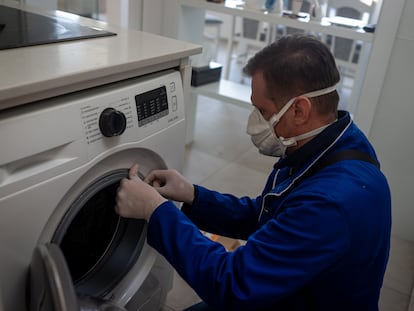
[
  {"x1": 172, "y1": 96, "x2": 178, "y2": 111},
  {"x1": 99, "y1": 108, "x2": 127, "y2": 137},
  {"x1": 169, "y1": 82, "x2": 176, "y2": 92}
]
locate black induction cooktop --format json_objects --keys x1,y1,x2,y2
[{"x1": 0, "y1": 5, "x2": 116, "y2": 50}]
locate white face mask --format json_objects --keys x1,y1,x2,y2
[{"x1": 246, "y1": 85, "x2": 337, "y2": 157}]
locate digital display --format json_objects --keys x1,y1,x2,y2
[{"x1": 135, "y1": 86, "x2": 169, "y2": 127}]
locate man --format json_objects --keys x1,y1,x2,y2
[{"x1": 115, "y1": 35, "x2": 391, "y2": 311}]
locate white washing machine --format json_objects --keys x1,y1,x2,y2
[{"x1": 0, "y1": 69, "x2": 185, "y2": 310}]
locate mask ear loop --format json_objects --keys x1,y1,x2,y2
[
  {"x1": 304, "y1": 84, "x2": 338, "y2": 98},
  {"x1": 268, "y1": 97, "x2": 296, "y2": 127},
  {"x1": 268, "y1": 84, "x2": 338, "y2": 147},
  {"x1": 268, "y1": 84, "x2": 338, "y2": 128}
]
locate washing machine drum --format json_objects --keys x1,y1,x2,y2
[{"x1": 29, "y1": 169, "x2": 146, "y2": 311}]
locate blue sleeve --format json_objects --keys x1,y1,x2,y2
[
  {"x1": 181, "y1": 185, "x2": 262, "y2": 240},
  {"x1": 147, "y1": 195, "x2": 350, "y2": 311}
]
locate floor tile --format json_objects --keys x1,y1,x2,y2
[
  {"x1": 408, "y1": 294, "x2": 414, "y2": 311},
  {"x1": 234, "y1": 147, "x2": 277, "y2": 174},
  {"x1": 162, "y1": 271, "x2": 201, "y2": 311},
  {"x1": 182, "y1": 146, "x2": 229, "y2": 185},
  {"x1": 409, "y1": 292, "x2": 414, "y2": 311},
  {"x1": 379, "y1": 285, "x2": 410, "y2": 311},
  {"x1": 191, "y1": 95, "x2": 253, "y2": 162},
  {"x1": 200, "y1": 162, "x2": 270, "y2": 198},
  {"x1": 383, "y1": 236, "x2": 414, "y2": 295},
  {"x1": 160, "y1": 305, "x2": 175, "y2": 311}
]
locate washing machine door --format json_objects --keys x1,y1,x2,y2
[
  {"x1": 29, "y1": 243, "x2": 79, "y2": 311},
  {"x1": 36, "y1": 149, "x2": 171, "y2": 307},
  {"x1": 29, "y1": 243, "x2": 127, "y2": 311},
  {"x1": 51, "y1": 169, "x2": 149, "y2": 300}
]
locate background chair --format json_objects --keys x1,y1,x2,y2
[
  {"x1": 272, "y1": 0, "x2": 314, "y2": 41},
  {"x1": 324, "y1": 0, "x2": 376, "y2": 97},
  {"x1": 203, "y1": 13, "x2": 224, "y2": 62},
  {"x1": 233, "y1": 17, "x2": 271, "y2": 63},
  {"x1": 227, "y1": 17, "x2": 271, "y2": 82}
]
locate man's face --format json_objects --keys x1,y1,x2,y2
[
  {"x1": 250, "y1": 71, "x2": 277, "y2": 121},
  {"x1": 250, "y1": 71, "x2": 294, "y2": 138}
]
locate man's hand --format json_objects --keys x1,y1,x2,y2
[
  {"x1": 144, "y1": 169, "x2": 195, "y2": 204},
  {"x1": 115, "y1": 164, "x2": 167, "y2": 221}
]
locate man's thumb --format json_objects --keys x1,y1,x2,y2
[{"x1": 129, "y1": 164, "x2": 140, "y2": 180}]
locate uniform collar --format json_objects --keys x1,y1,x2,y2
[{"x1": 274, "y1": 110, "x2": 351, "y2": 173}]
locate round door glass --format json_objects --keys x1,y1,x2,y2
[{"x1": 52, "y1": 169, "x2": 146, "y2": 297}]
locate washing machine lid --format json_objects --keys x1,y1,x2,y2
[{"x1": 29, "y1": 243, "x2": 79, "y2": 311}]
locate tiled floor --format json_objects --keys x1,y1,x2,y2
[{"x1": 160, "y1": 92, "x2": 414, "y2": 311}]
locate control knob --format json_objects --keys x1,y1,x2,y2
[{"x1": 99, "y1": 108, "x2": 127, "y2": 137}]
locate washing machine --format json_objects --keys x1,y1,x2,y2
[{"x1": 0, "y1": 69, "x2": 186, "y2": 310}]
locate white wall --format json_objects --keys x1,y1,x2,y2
[
  {"x1": 142, "y1": 0, "x2": 163, "y2": 34},
  {"x1": 369, "y1": 0, "x2": 414, "y2": 241},
  {"x1": 106, "y1": 0, "x2": 141, "y2": 30},
  {"x1": 59, "y1": 0, "x2": 95, "y2": 16},
  {"x1": 105, "y1": 0, "x2": 162, "y2": 33},
  {"x1": 25, "y1": 0, "x2": 57, "y2": 10}
]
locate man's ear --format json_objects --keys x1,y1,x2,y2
[{"x1": 292, "y1": 96, "x2": 312, "y2": 125}]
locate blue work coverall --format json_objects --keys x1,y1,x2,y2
[{"x1": 147, "y1": 110, "x2": 391, "y2": 311}]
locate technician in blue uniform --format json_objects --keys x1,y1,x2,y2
[{"x1": 115, "y1": 35, "x2": 391, "y2": 311}]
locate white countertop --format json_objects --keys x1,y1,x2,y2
[{"x1": 0, "y1": 3, "x2": 202, "y2": 110}]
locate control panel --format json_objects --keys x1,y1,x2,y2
[
  {"x1": 0, "y1": 69, "x2": 184, "y2": 196},
  {"x1": 77, "y1": 70, "x2": 184, "y2": 159}
]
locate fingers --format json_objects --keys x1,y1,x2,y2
[
  {"x1": 126, "y1": 166, "x2": 169, "y2": 195},
  {"x1": 114, "y1": 181, "x2": 130, "y2": 218},
  {"x1": 144, "y1": 170, "x2": 165, "y2": 187},
  {"x1": 152, "y1": 180, "x2": 161, "y2": 188},
  {"x1": 143, "y1": 171, "x2": 156, "y2": 184},
  {"x1": 115, "y1": 168, "x2": 167, "y2": 221},
  {"x1": 127, "y1": 165, "x2": 163, "y2": 188},
  {"x1": 129, "y1": 163, "x2": 139, "y2": 180}
]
